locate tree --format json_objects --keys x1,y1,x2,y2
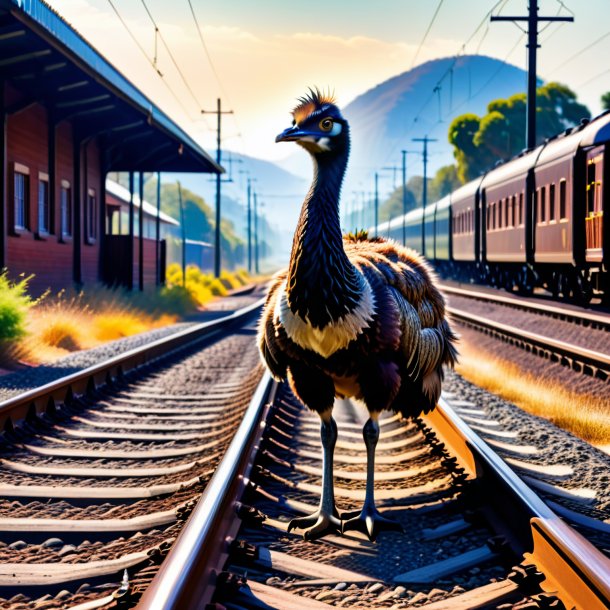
[
  {"x1": 449, "y1": 82, "x2": 590, "y2": 184},
  {"x1": 429, "y1": 165, "x2": 461, "y2": 200},
  {"x1": 601, "y1": 91, "x2": 610, "y2": 111}
]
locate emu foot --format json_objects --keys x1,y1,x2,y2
[
  {"x1": 287, "y1": 509, "x2": 341, "y2": 541},
  {"x1": 341, "y1": 505, "x2": 403, "y2": 542}
]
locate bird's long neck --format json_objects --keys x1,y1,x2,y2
[{"x1": 286, "y1": 150, "x2": 362, "y2": 328}]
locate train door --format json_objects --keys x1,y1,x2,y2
[{"x1": 585, "y1": 146, "x2": 604, "y2": 263}]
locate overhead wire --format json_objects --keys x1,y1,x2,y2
[
  {"x1": 409, "y1": 0, "x2": 445, "y2": 70},
  {"x1": 106, "y1": 0, "x2": 197, "y2": 121}
]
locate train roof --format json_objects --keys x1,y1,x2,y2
[
  {"x1": 481, "y1": 145, "x2": 543, "y2": 190},
  {"x1": 451, "y1": 176, "x2": 483, "y2": 204},
  {"x1": 579, "y1": 111, "x2": 610, "y2": 147}
]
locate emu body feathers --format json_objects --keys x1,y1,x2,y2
[{"x1": 258, "y1": 89, "x2": 457, "y2": 540}]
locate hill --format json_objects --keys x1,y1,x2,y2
[{"x1": 280, "y1": 55, "x2": 531, "y2": 197}]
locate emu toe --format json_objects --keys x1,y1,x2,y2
[
  {"x1": 287, "y1": 509, "x2": 341, "y2": 541},
  {"x1": 341, "y1": 505, "x2": 403, "y2": 542}
]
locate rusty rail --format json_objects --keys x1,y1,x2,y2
[
  {"x1": 441, "y1": 283, "x2": 610, "y2": 331},
  {"x1": 136, "y1": 373, "x2": 276, "y2": 610},
  {"x1": 448, "y1": 306, "x2": 610, "y2": 380},
  {"x1": 426, "y1": 398, "x2": 610, "y2": 610},
  {"x1": 0, "y1": 298, "x2": 265, "y2": 431}
]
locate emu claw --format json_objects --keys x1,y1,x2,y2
[
  {"x1": 341, "y1": 505, "x2": 403, "y2": 542},
  {"x1": 287, "y1": 510, "x2": 341, "y2": 541}
]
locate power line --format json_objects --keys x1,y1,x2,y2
[
  {"x1": 576, "y1": 66, "x2": 610, "y2": 89},
  {"x1": 106, "y1": 0, "x2": 197, "y2": 121},
  {"x1": 409, "y1": 0, "x2": 445, "y2": 69},
  {"x1": 546, "y1": 29, "x2": 610, "y2": 76},
  {"x1": 139, "y1": 0, "x2": 205, "y2": 113}
]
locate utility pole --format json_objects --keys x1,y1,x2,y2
[
  {"x1": 491, "y1": 2, "x2": 573, "y2": 151},
  {"x1": 253, "y1": 190, "x2": 259, "y2": 274},
  {"x1": 382, "y1": 165, "x2": 400, "y2": 190},
  {"x1": 374, "y1": 172, "x2": 379, "y2": 236},
  {"x1": 401, "y1": 151, "x2": 408, "y2": 245},
  {"x1": 412, "y1": 136, "x2": 437, "y2": 251},
  {"x1": 202, "y1": 98, "x2": 233, "y2": 278}
]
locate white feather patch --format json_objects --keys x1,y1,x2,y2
[{"x1": 274, "y1": 279, "x2": 375, "y2": 358}]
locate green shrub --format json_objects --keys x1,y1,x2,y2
[{"x1": 0, "y1": 272, "x2": 34, "y2": 341}]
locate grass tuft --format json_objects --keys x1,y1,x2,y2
[{"x1": 455, "y1": 340, "x2": 610, "y2": 445}]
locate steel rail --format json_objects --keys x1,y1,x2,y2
[
  {"x1": 136, "y1": 373, "x2": 276, "y2": 610},
  {"x1": 0, "y1": 298, "x2": 265, "y2": 430},
  {"x1": 440, "y1": 283, "x2": 610, "y2": 331},
  {"x1": 426, "y1": 398, "x2": 610, "y2": 610},
  {"x1": 448, "y1": 306, "x2": 610, "y2": 380}
]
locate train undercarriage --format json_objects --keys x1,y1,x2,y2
[{"x1": 434, "y1": 260, "x2": 608, "y2": 305}]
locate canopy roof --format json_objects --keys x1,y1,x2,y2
[{"x1": 0, "y1": 0, "x2": 223, "y2": 174}]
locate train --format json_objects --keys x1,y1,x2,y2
[{"x1": 375, "y1": 111, "x2": 609, "y2": 304}]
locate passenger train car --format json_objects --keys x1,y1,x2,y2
[{"x1": 375, "y1": 111, "x2": 609, "y2": 303}]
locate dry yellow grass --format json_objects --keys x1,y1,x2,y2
[
  {"x1": 19, "y1": 303, "x2": 177, "y2": 365},
  {"x1": 456, "y1": 340, "x2": 610, "y2": 446}
]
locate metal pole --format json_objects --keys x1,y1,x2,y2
[
  {"x1": 178, "y1": 181, "x2": 186, "y2": 288},
  {"x1": 247, "y1": 177, "x2": 252, "y2": 272},
  {"x1": 401, "y1": 150, "x2": 407, "y2": 245},
  {"x1": 374, "y1": 172, "x2": 379, "y2": 237},
  {"x1": 413, "y1": 136, "x2": 438, "y2": 252},
  {"x1": 155, "y1": 171, "x2": 161, "y2": 285},
  {"x1": 214, "y1": 98, "x2": 221, "y2": 278},
  {"x1": 491, "y1": 3, "x2": 573, "y2": 151},
  {"x1": 128, "y1": 171, "x2": 134, "y2": 290},
  {"x1": 253, "y1": 191, "x2": 259, "y2": 274},
  {"x1": 138, "y1": 171, "x2": 144, "y2": 291}
]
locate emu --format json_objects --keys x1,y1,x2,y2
[{"x1": 258, "y1": 89, "x2": 458, "y2": 541}]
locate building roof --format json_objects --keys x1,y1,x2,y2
[
  {"x1": 105, "y1": 179, "x2": 179, "y2": 226},
  {"x1": 0, "y1": 0, "x2": 223, "y2": 174}
]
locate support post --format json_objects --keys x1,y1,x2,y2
[
  {"x1": 178, "y1": 181, "x2": 185, "y2": 287},
  {"x1": 73, "y1": 135, "x2": 82, "y2": 286},
  {"x1": 128, "y1": 171, "x2": 134, "y2": 290},
  {"x1": 253, "y1": 190, "x2": 259, "y2": 274},
  {"x1": 247, "y1": 177, "x2": 252, "y2": 272},
  {"x1": 138, "y1": 171, "x2": 144, "y2": 291},
  {"x1": 156, "y1": 171, "x2": 161, "y2": 285},
  {"x1": 374, "y1": 172, "x2": 379, "y2": 237},
  {"x1": 401, "y1": 150, "x2": 407, "y2": 245},
  {"x1": 0, "y1": 82, "x2": 6, "y2": 269}
]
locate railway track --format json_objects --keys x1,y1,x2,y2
[
  {"x1": 139, "y1": 376, "x2": 610, "y2": 610},
  {"x1": 0, "y1": 295, "x2": 265, "y2": 609},
  {"x1": 440, "y1": 284, "x2": 610, "y2": 382}
]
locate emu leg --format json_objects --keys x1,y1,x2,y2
[
  {"x1": 342, "y1": 416, "x2": 403, "y2": 541},
  {"x1": 287, "y1": 411, "x2": 341, "y2": 540}
]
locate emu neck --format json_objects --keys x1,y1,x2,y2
[{"x1": 287, "y1": 152, "x2": 361, "y2": 328}]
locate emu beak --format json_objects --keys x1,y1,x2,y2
[{"x1": 276, "y1": 125, "x2": 308, "y2": 143}]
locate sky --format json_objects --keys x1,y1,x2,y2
[{"x1": 46, "y1": 0, "x2": 610, "y2": 166}]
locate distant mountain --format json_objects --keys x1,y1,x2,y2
[
  {"x1": 166, "y1": 151, "x2": 307, "y2": 264},
  {"x1": 280, "y1": 55, "x2": 530, "y2": 197}
]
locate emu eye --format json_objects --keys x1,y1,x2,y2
[{"x1": 319, "y1": 118, "x2": 333, "y2": 131}]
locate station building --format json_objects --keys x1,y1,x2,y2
[{"x1": 0, "y1": 0, "x2": 222, "y2": 295}]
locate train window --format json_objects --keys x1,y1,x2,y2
[
  {"x1": 498, "y1": 200, "x2": 502, "y2": 228},
  {"x1": 559, "y1": 180, "x2": 567, "y2": 219},
  {"x1": 540, "y1": 186, "x2": 546, "y2": 223},
  {"x1": 510, "y1": 195, "x2": 515, "y2": 227},
  {"x1": 549, "y1": 183, "x2": 556, "y2": 221},
  {"x1": 506, "y1": 197, "x2": 510, "y2": 228},
  {"x1": 519, "y1": 192, "x2": 524, "y2": 225}
]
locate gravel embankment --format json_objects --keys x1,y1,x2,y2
[
  {"x1": 443, "y1": 366, "x2": 610, "y2": 518},
  {"x1": 446, "y1": 293, "x2": 609, "y2": 353}
]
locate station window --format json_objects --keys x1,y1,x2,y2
[
  {"x1": 38, "y1": 174, "x2": 49, "y2": 234},
  {"x1": 559, "y1": 180, "x2": 567, "y2": 219},
  {"x1": 13, "y1": 169, "x2": 29, "y2": 230},
  {"x1": 87, "y1": 188, "x2": 97, "y2": 242},
  {"x1": 549, "y1": 183, "x2": 556, "y2": 221},
  {"x1": 60, "y1": 180, "x2": 72, "y2": 238}
]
